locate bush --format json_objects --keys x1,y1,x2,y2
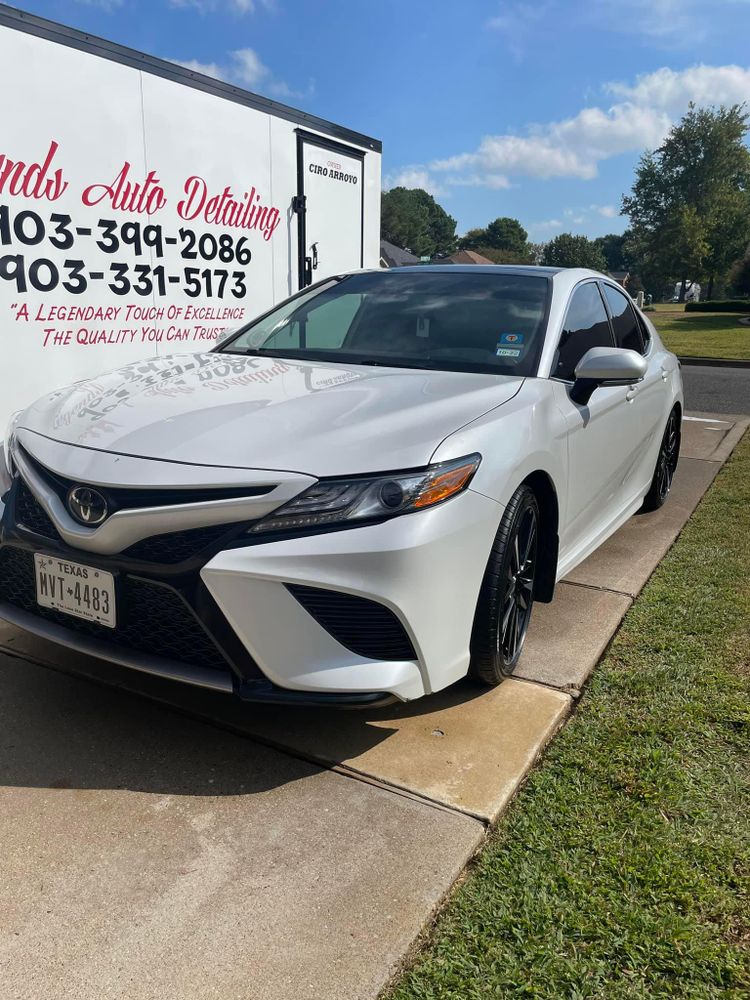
[{"x1": 685, "y1": 299, "x2": 750, "y2": 312}]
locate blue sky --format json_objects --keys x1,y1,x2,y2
[{"x1": 17, "y1": 0, "x2": 750, "y2": 240}]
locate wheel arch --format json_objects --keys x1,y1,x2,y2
[{"x1": 522, "y1": 470, "x2": 559, "y2": 603}]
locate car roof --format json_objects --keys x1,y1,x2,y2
[{"x1": 391, "y1": 264, "x2": 562, "y2": 277}]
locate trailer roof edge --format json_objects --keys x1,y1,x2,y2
[{"x1": 0, "y1": 3, "x2": 383, "y2": 154}]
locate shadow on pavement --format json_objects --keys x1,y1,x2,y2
[
  {"x1": 0, "y1": 641, "x2": 489, "y2": 797},
  {"x1": 0, "y1": 652, "x2": 374, "y2": 796}
]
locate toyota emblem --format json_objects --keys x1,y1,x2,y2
[{"x1": 67, "y1": 486, "x2": 109, "y2": 526}]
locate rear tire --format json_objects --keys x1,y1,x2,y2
[
  {"x1": 470, "y1": 485, "x2": 539, "y2": 686},
  {"x1": 642, "y1": 407, "x2": 681, "y2": 512}
]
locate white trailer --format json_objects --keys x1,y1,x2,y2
[{"x1": 0, "y1": 5, "x2": 381, "y2": 427}]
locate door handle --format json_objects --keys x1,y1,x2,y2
[
  {"x1": 311, "y1": 242, "x2": 319, "y2": 270},
  {"x1": 626, "y1": 385, "x2": 639, "y2": 402},
  {"x1": 661, "y1": 369, "x2": 669, "y2": 382}
]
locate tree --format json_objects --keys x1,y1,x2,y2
[
  {"x1": 622, "y1": 104, "x2": 750, "y2": 301},
  {"x1": 541, "y1": 233, "x2": 607, "y2": 270},
  {"x1": 485, "y1": 217, "x2": 529, "y2": 255},
  {"x1": 594, "y1": 232, "x2": 631, "y2": 272},
  {"x1": 411, "y1": 189, "x2": 457, "y2": 257},
  {"x1": 458, "y1": 216, "x2": 532, "y2": 262},
  {"x1": 730, "y1": 249, "x2": 750, "y2": 295},
  {"x1": 381, "y1": 187, "x2": 457, "y2": 257}
]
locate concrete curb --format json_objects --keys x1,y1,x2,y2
[{"x1": 678, "y1": 355, "x2": 750, "y2": 368}]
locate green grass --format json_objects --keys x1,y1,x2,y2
[
  {"x1": 387, "y1": 433, "x2": 750, "y2": 1000},
  {"x1": 650, "y1": 306, "x2": 750, "y2": 360}
]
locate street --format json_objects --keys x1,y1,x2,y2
[{"x1": 681, "y1": 364, "x2": 750, "y2": 414}]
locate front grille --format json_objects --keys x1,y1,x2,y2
[
  {"x1": 123, "y1": 525, "x2": 235, "y2": 564},
  {"x1": 0, "y1": 546, "x2": 230, "y2": 673},
  {"x1": 20, "y1": 447, "x2": 274, "y2": 511},
  {"x1": 287, "y1": 584, "x2": 417, "y2": 661},
  {"x1": 13, "y1": 477, "x2": 237, "y2": 565},
  {"x1": 15, "y1": 480, "x2": 59, "y2": 541}
]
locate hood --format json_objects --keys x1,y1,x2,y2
[{"x1": 19, "y1": 353, "x2": 523, "y2": 476}]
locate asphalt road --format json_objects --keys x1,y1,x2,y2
[{"x1": 681, "y1": 364, "x2": 750, "y2": 415}]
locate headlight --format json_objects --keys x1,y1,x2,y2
[
  {"x1": 2, "y1": 411, "x2": 21, "y2": 482},
  {"x1": 249, "y1": 453, "x2": 482, "y2": 536}
]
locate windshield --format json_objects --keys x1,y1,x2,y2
[{"x1": 219, "y1": 270, "x2": 550, "y2": 376}]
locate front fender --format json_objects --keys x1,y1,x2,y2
[{"x1": 431, "y1": 379, "x2": 567, "y2": 513}]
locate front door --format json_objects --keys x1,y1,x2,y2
[
  {"x1": 550, "y1": 280, "x2": 645, "y2": 566},
  {"x1": 296, "y1": 131, "x2": 365, "y2": 289}
]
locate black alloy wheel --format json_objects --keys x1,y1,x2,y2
[
  {"x1": 642, "y1": 408, "x2": 681, "y2": 512},
  {"x1": 470, "y1": 484, "x2": 540, "y2": 686}
]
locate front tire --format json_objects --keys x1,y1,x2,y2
[
  {"x1": 470, "y1": 485, "x2": 539, "y2": 686},
  {"x1": 642, "y1": 407, "x2": 681, "y2": 512}
]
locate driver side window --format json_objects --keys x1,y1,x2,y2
[{"x1": 553, "y1": 282, "x2": 615, "y2": 381}]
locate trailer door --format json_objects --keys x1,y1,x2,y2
[{"x1": 296, "y1": 131, "x2": 364, "y2": 288}]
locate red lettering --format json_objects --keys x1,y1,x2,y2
[
  {"x1": 177, "y1": 175, "x2": 207, "y2": 220},
  {"x1": 82, "y1": 163, "x2": 167, "y2": 214},
  {"x1": 0, "y1": 139, "x2": 68, "y2": 201}
]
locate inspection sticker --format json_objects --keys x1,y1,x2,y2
[
  {"x1": 495, "y1": 346, "x2": 522, "y2": 358},
  {"x1": 499, "y1": 332, "x2": 524, "y2": 345}
]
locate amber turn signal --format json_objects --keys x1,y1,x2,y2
[{"x1": 414, "y1": 462, "x2": 479, "y2": 509}]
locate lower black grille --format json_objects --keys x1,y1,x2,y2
[
  {"x1": 15, "y1": 481, "x2": 58, "y2": 541},
  {"x1": 287, "y1": 584, "x2": 417, "y2": 661},
  {"x1": 0, "y1": 546, "x2": 230, "y2": 673},
  {"x1": 123, "y1": 525, "x2": 234, "y2": 564}
]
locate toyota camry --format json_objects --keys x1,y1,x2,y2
[{"x1": 0, "y1": 266, "x2": 683, "y2": 705}]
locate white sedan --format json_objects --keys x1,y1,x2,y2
[{"x1": 0, "y1": 266, "x2": 682, "y2": 705}]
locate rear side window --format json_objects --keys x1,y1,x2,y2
[
  {"x1": 601, "y1": 283, "x2": 645, "y2": 354},
  {"x1": 553, "y1": 282, "x2": 614, "y2": 381}
]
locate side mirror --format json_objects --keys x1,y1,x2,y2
[{"x1": 570, "y1": 347, "x2": 647, "y2": 405}]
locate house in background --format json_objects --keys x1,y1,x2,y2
[
  {"x1": 608, "y1": 270, "x2": 630, "y2": 288},
  {"x1": 380, "y1": 240, "x2": 420, "y2": 268},
  {"x1": 443, "y1": 249, "x2": 495, "y2": 265},
  {"x1": 380, "y1": 242, "x2": 497, "y2": 268}
]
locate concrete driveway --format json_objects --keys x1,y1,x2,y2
[{"x1": 0, "y1": 412, "x2": 746, "y2": 1000}]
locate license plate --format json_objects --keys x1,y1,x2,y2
[{"x1": 34, "y1": 554, "x2": 116, "y2": 629}]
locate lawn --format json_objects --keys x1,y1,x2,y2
[
  {"x1": 649, "y1": 304, "x2": 750, "y2": 360},
  {"x1": 387, "y1": 432, "x2": 750, "y2": 1000}
]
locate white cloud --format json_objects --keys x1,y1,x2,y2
[
  {"x1": 230, "y1": 48, "x2": 268, "y2": 87},
  {"x1": 382, "y1": 168, "x2": 446, "y2": 197},
  {"x1": 446, "y1": 173, "x2": 511, "y2": 190},
  {"x1": 528, "y1": 219, "x2": 563, "y2": 236},
  {"x1": 386, "y1": 63, "x2": 750, "y2": 191},
  {"x1": 606, "y1": 64, "x2": 750, "y2": 114},
  {"x1": 486, "y1": 2, "x2": 551, "y2": 62},
  {"x1": 172, "y1": 57, "x2": 223, "y2": 79},
  {"x1": 431, "y1": 102, "x2": 670, "y2": 182},
  {"x1": 73, "y1": 0, "x2": 125, "y2": 10},
  {"x1": 168, "y1": 0, "x2": 273, "y2": 13},
  {"x1": 593, "y1": 0, "x2": 750, "y2": 47},
  {"x1": 168, "y1": 47, "x2": 312, "y2": 100},
  {"x1": 596, "y1": 205, "x2": 618, "y2": 218}
]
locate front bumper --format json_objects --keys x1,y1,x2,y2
[
  {"x1": 0, "y1": 459, "x2": 502, "y2": 703},
  {"x1": 200, "y1": 488, "x2": 503, "y2": 700}
]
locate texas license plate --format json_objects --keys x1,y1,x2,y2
[{"x1": 34, "y1": 554, "x2": 116, "y2": 628}]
